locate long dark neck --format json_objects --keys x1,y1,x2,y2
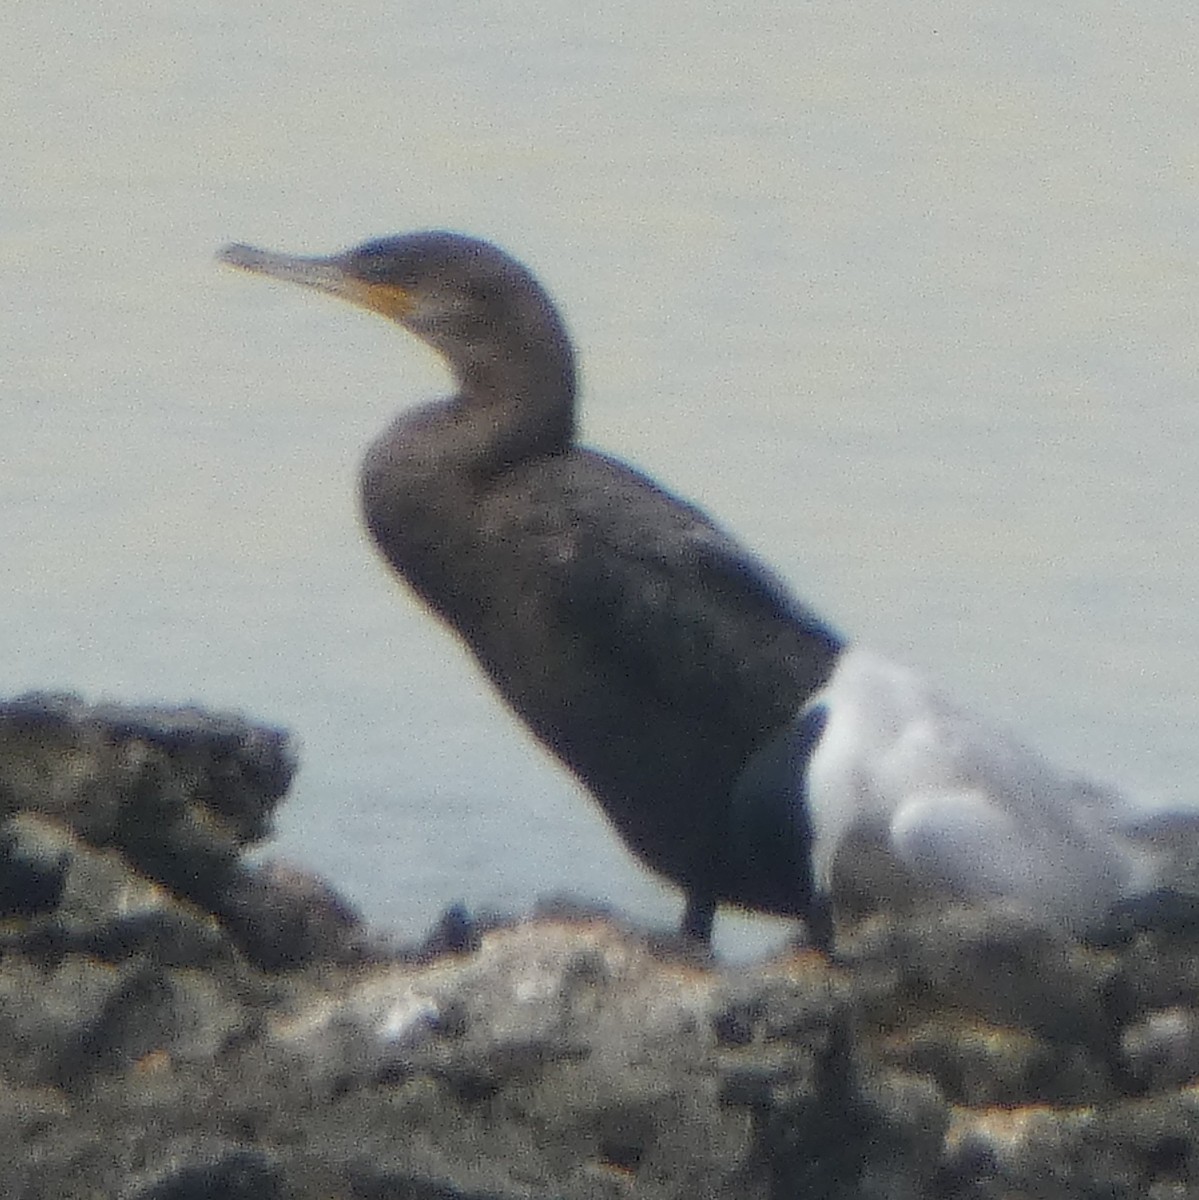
[
  {"x1": 455, "y1": 330, "x2": 576, "y2": 474},
  {"x1": 358, "y1": 340, "x2": 575, "y2": 629}
]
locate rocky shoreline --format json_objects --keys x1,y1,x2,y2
[{"x1": 1, "y1": 694, "x2": 1196, "y2": 1198}]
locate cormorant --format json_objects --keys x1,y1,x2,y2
[
  {"x1": 219, "y1": 232, "x2": 1197, "y2": 947},
  {"x1": 218, "y1": 232, "x2": 843, "y2": 946}
]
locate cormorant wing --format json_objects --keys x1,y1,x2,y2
[{"x1": 549, "y1": 454, "x2": 840, "y2": 726}]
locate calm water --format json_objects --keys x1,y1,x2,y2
[{"x1": 5, "y1": 1, "x2": 1198, "y2": 955}]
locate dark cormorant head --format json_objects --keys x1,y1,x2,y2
[{"x1": 218, "y1": 232, "x2": 576, "y2": 408}]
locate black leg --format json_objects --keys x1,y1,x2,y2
[
  {"x1": 680, "y1": 893, "x2": 716, "y2": 945},
  {"x1": 806, "y1": 892, "x2": 834, "y2": 955}
]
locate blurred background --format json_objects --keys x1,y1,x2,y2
[{"x1": 4, "y1": 0, "x2": 1197, "y2": 956}]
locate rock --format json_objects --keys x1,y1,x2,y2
[
  {"x1": 0, "y1": 813, "x2": 232, "y2": 969},
  {"x1": 1120, "y1": 1007, "x2": 1199, "y2": 1092},
  {"x1": 2, "y1": 693, "x2": 1199, "y2": 1198},
  {"x1": 0, "y1": 693, "x2": 295, "y2": 850},
  {"x1": 122, "y1": 1147, "x2": 285, "y2": 1200},
  {"x1": 0, "y1": 695, "x2": 370, "y2": 970},
  {"x1": 217, "y1": 858, "x2": 370, "y2": 971},
  {"x1": 0, "y1": 815, "x2": 69, "y2": 917}
]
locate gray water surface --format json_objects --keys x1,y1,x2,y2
[{"x1": 5, "y1": 1, "x2": 1198, "y2": 955}]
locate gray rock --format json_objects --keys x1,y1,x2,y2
[{"x1": 2, "y1": 694, "x2": 1199, "y2": 1199}]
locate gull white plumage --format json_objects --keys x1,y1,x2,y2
[{"x1": 733, "y1": 644, "x2": 1194, "y2": 939}]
